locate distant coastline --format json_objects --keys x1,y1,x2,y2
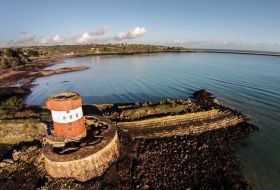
[
  {"x1": 1, "y1": 44, "x2": 280, "y2": 89},
  {"x1": 189, "y1": 49, "x2": 280, "y2": 57}
]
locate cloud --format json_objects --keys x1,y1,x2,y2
[
  {"x1": 40, "y1": 34, "x2": 65, "y2": 45},
  {"x1": 5, "y1": 26, "x2": 109, "y2": 46},
  {"x1": 76, "y1": 32, "x2": 108, "y2": 44},
  {"x1": 77, "y1": 32, "x2": 91, "y2": 43},
  {"x1": 115, "y1": 27, "x2": 147, "y2": 41},
  {"x1": 77, "y1": 27, "x2": 108, "y2": 44},
  {"x1": 7, "y1": 34, "x2": 39, "y2": 46},
  {"x1": 6, "y1": 34, "x2": 64, "y2": 46},
  {"x1": 52, "y1": 35, "x2": 64, "y2": 43},
  {"x1": 4, "y1": 26, "x2": 149, "y2": 47},
  {"x1": 88, "y1": 26, "x2": 107, "y2": 36}
]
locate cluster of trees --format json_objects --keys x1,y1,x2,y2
[
  {"x1": 0, "y1": 44, "x2": 188, "y2": 70},
  {"x1": 31, "y1": 44, "x2": 189, "y2": 57},
  {"x1": 0, "y1": 48, "x2": 31, "y2": 70},
  {"x1": 25, "y1": 49, "x2": 39, "y2": 57},
  {"x1": 23, "y1": 48, "x2": 47, "y2": 57}
]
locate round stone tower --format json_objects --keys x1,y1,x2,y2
[
  {"x1": 43, "y1": 92, "x2": 120, "y2": 181},
  {"x1": 46, "y1": 92, "x2": 86, "y2": 140}
]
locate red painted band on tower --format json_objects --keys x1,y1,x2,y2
[
  {"x1": 46, "y1": 97, "x2": 82, "y2": 111},
  {"x1": 53, "y1": 117, "x2": 86, "y2": 139}
]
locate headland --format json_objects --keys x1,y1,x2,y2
[{"x1": 0, "y1": 89, "x2": 258, "y2": 189}]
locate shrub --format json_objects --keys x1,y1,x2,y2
[
  {"x1": 2, "y1": 96, "x2": 24, "y2": 112},
  {"x1": 0, "y1": 107, "x2": 6, "y2": 118}
]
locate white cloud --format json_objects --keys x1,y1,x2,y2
[
  {"x1": 40, "y1": 37, "x2": 51, "y2": 45},
  {"x1": 40, "y1": 35, "x2": 64, "y2": 45},
  {"x1": 115, "y1": 27, "x2": 147, "y2": 41},
  {"x1": 39, "y1": 35, "x2": 64, "y2": 45},
  {"x1": 77, "y1": 32, "x2": 91, "y2": 43},
  {"x1": 53, "y1": 35, "x2": 64, "y2": 43},
  {"x1": 7, "y1": 34, "x2": 39, "y2": 46},
  {"x1": 5, "y1": 27, "x2": 109, "y2": 46},
  {"x1": 77, "y1": 27, "x2": 108, "y2": 44},
  {"x1": 76, "y1": 32, "x2": 108, "y2": 44},
  {"x1": 4, "y1": 26, "x2": 150, "y2": 47}
]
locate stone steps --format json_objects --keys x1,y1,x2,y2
[
  {"x1": 134, "y1": 116, "x2": 244, "y2": 139},
  {"x1": 117, "y1": 109, "x2": 232, "y2": 129},
  {"x1": 117, "y1": 109, "x2": 244, "y2": 139}
]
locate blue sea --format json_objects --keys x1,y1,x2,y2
[{"x1": 25, "y1": 53, "x2": 280, "y2": 190}]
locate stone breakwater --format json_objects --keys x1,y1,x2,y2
[
  {"x1": 98, "y1": 89, "x2": 254, "y2": 142},
  {"x1": 117, "y1": 109, "x2": 244, "y2": 139}
]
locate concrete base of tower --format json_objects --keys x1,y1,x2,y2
[{"x1": 42, "y1": 116, "x2": 120, "y2": 182}]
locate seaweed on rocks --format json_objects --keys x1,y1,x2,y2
[
  {"x1": 0, "y1": 140, "x2": 43, "y2": 190},
  {"x1": 193, "y1": 89, "x2": 246, "y2": 117},
  {"x1": 130, "y1": 122, "x2": 257, "y2": 190},
  {"x1": 0, "y1": 122, "x2": 257, "y2": 190}
]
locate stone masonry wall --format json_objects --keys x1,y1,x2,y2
[{"x1": 44, "y1": 132, "x2": 120, "y2": 182}]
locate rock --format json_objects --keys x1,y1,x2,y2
[
  {"x1": 40, "y1": 66, "x2": 89, "y2": 77},
  {"x1": 143, "y1": 184, "x2": 150, "y2": 189},
  {"x1": 193, "y1": 89, "x2": 216, "y2": 109},
  {"x1": 40, "y1": 70, "x2": 55, "y2": 76},
  {"x1": 12, "y1": 151, "x2": 21, "y2": 161},
  {"x1": 4, "y1": 159, "x2": 14, "y2": 164}
]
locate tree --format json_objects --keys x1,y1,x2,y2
[
  {"x1": 0, "y1": 57, "x2": 10, "y2": 69},
  {"x1": 27, "y1": 49, "x2": 39, "y2": 57},
  {"x1": 2, "y1": 96, "x2": 24, "y2": 115},
  {"x1": 0, "y1": 48, "x2": 30, "y2": 70}
]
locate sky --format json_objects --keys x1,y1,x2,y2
[{"x1": 0, "y1": 0, "x2": 280, "y2": 51}]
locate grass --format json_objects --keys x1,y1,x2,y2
[
  {"x1": 0, "y1": 119, "x2": 46, "y2": 144},
  {"x1": 0, "y1": 137, "x2": 34, "y2": 144},
  {"x1": 121, "y1": 104, "x2": 195, "y2": 119},
  {"x1": 0, "y1": 107, "x2": 6, "y2": 118}
]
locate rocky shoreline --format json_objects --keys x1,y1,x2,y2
[
  {"x1": 39, "y1": 66, "x2": 89, "y2": 77},
  {"x1": 0, "y1": 125, "x2": 257, "y2": 190},
  {"x1": 0, "y1": 90, "x2": 258, "y2": 189},
  {"x1": 1, "y1": 48, "x2": 278, "y2": 89},
  {"x1": 0, "y1": 56, "x2": 89, "y2": 89},
  {"x1": 0, "y1": 50, "x2": 188, "y2": 89},
  {"x1": 0, "y1": 57, "x2": 60, "y2": 88},
  {"x1": 129, "y1": 123, "x2": 256, "y2": 189}
]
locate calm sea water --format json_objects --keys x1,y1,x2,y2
[{"x1": 25, "y1": 53, "x2": 280, "y2": 190}]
